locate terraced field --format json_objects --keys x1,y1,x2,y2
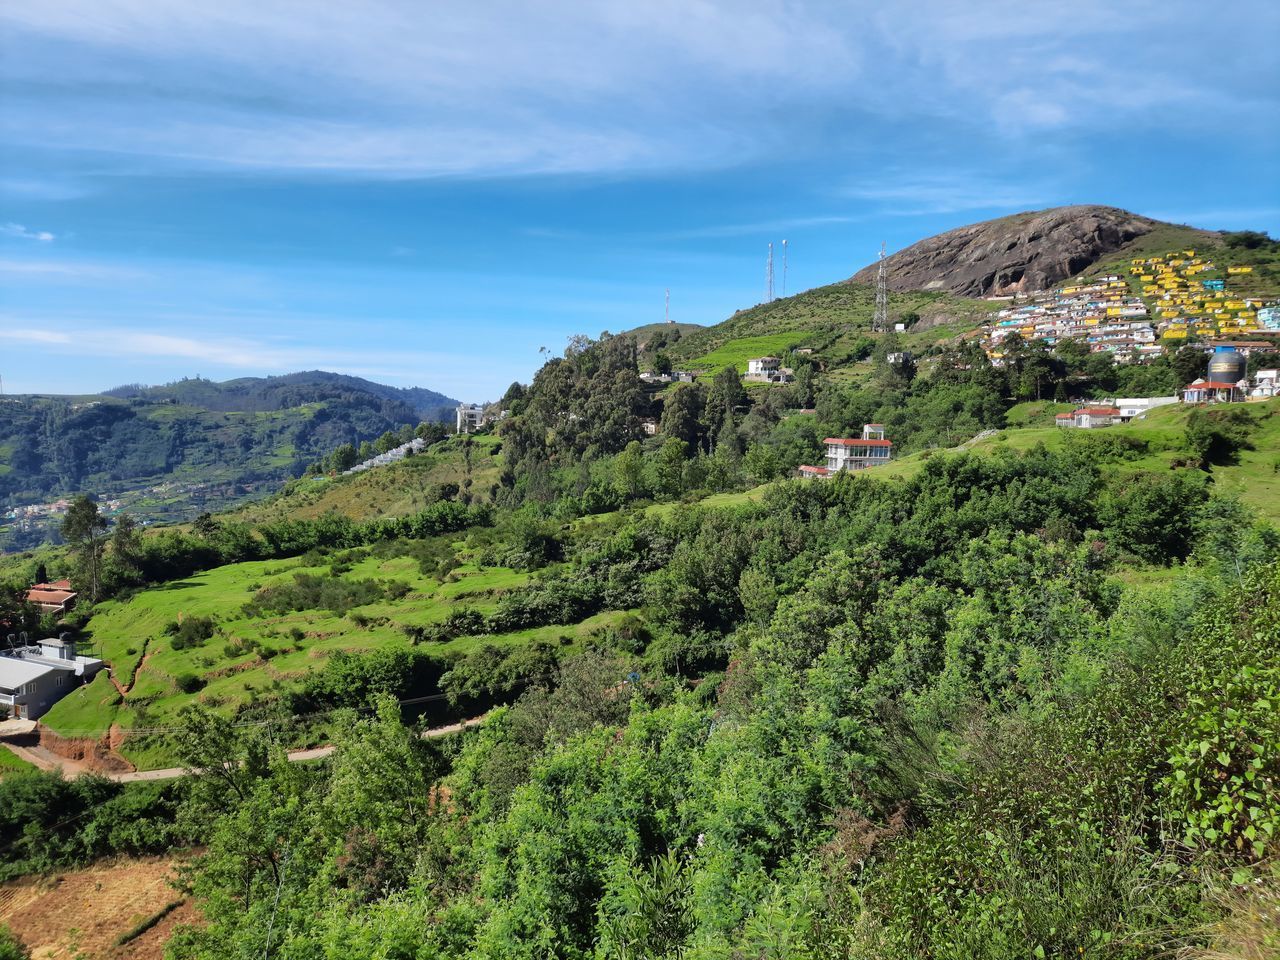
[{"x1": 42, "y1": 538, "x2": 634, "y2": 760}]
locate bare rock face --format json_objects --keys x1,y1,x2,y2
[{"x1": 850, "y1": 205, "x2": 1169, "y2": 297}]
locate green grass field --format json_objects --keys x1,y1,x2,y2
[
  {"x1": 687, "y1": 332, "x2": 809, "y2": 377},
  {"x1": 41, "y1": 536, "x2": 633, "y2": 762},
  {"x1": 0, "y1": 747, "x2": 37, "y2": 777}
]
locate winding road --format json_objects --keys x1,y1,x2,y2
[{"x1": 0, "y1": 715, "x2": 486, "y2": 783}]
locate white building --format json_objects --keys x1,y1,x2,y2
[
  {"x1": 1250, "y1": 369, "x2": 1279, "y2": 400},
  {"x1": 456, "y1": 403, "x2": 486, "y2": 433},
  {"x1": 800, "y1": 424, "x2": 893, "y2": 476},
  {"x1": 1112, "y1": 396, "x2": 1179, "y2": 419},
  {"x1": 1055, "y1": 406, "x2": 1121, "y2": 429},
  {"x1": 0, "y1": 639, "x2": 104, "y2": 720}
]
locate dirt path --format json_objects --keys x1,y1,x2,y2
[
  {"x1": 1, "y1": 715, "x2": 487, "y2": 783},
  {"x1": 107, "y1": 639, "x2": 153, "y2": 698}
]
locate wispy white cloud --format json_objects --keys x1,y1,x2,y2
[
  {"x1": 843, "y1": 175, "x2": 1050, "y2": 216},
  {"x1": 0, "y1": 257, "x2": 146, "y2": 280},
  {"x1": 3, "y1": 0, "x2": 1271, "y2": 178},
  {"x1": 1, "y1": 222, "x2": 56, "y2": 242},
  {"x1": 522, "y1": 215, "x2": 857, "y2": 243},
  {"x1": 0, "y1": 318, "x2": 468, "y2": 385},
  {"x1": 0, "y1": 328, "x2": 73, "y2": 345}
]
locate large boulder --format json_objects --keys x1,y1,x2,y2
[{"x1": 849, "y1": 205, "x2": 1201, "y2": 297}]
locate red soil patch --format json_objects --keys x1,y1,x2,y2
[
  {"x1": 35, "y1": 726, "x2": 134, "y2": 774},
  {"x1": 0, "y1": 856, "x2": 198, "y2": 960}
]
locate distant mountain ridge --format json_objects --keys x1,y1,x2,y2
[
  {"x1": 0, "y1": 371, "x2": 461, "y2": 550},
  {"x1": 849, "y1": 205, "x2": 1216, "y2": 298},
  {"x1": 101, "y1": 371, "x2": 458, "y2": 422}
]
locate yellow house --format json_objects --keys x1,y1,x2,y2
[{"x1": 1227, "y1": 265, "x2": 1253, "y2": 274}]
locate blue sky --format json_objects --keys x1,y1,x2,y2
[{"x1": 1, "y1": 1, "x2": 1277, "y2": 402}]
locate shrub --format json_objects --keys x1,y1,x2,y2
[
  {"x1": 174, "y1": 673, "x2": 205, "y2": 694},
  {"x1": 165, "y1": 615, "x2": 217, "y2": 650},
  {"x1": 1163, "y1": 663, "x2": 1280, "y2": 860},
  {"x1": 0, "y1": 925, "x2": 29, "y2": 960}
]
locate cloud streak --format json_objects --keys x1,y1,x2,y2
[
  {"x1": 3, "y1": 1, "x2": 1273, "y2": 179},
  {"x1": 0, "y1": 318, "x2": 468, "y2": 386},
  {"x1": 1, "y1": 222, "x2": 56, "y2": 242}
]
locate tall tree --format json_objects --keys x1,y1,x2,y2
[
  {"x1": 705, "y1": 366, "x2": 747, "y2": 444},
  {"x1": 659, "y1": 384, "x2": 705, "y2": 449},
  {"x1": 108, "y1": 512, "x2": 143, "y2": 587},
  {"x1": 60, "y1": 496, "x2": 108, "y2": 602}
]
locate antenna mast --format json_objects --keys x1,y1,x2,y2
[
  {"x1": 766, "y1": 242, "x2": 774, "y2": 302},
  {"x1": 781, "y1": 239, "x2": 788, "y2": 298},
  {"x1": 873, "y1": 242, "x2": 889, "y2": 333},
  {"x1": 665, "y1": 288, "x2": 671, "y2": 324}
]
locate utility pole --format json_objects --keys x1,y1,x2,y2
[
  {"x1": 781, "y1": 239, "x2": 788, "y2": 298},
  {"x1": 766, "y1": 243, "x2": 774, "y2": 302},
  {"x1": 873, "y1": 242, "x2": 889, "y2": 333}
]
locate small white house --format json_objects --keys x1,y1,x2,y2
[
  {"x1": 1055, "y1": 406, "x2": 1121, "y2": 429},
  {"x1": 746, "y1": 357, "x2": 780, "y2": 376},
  {"x1": 1250, "y1": 370, "x2": 1278, "y2": 400}
]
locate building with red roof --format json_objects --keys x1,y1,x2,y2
[
  {"x1": 25, "y1": 580, "x2": 77, "y2": 615},
  {"x1": 1181, "y1": 378, "x2": 1244, "y2": 404},
  {"x1": 800, "y1": 424, "x2": 893, "y2": 475}
]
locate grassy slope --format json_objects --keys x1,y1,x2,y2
[
  {"x1": 877, "y1": 397, "x2": 1280, "y2": 523},
  {"x1": 0, "y1": 748, "x2": 37, "y2": 777},
  {"x1": 45, "y1": 544, "x2": 633, "y2": 749},
  {"x1": 667, "y1": 282, "x2": 997, "y2": 372},
  {"x1": 218, "y1": 434, "x2": 503, "y2": 527}
]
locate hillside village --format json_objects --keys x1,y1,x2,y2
[{"x1": 983, "y1": 249, "x2": 1275, "y2": 365}]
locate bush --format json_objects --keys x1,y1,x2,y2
[
  {"x1": 175, "y1": 672, "x2": 205, "y2": 693},
  {"x1": 1163, "y1": 662, "x2": 1280, "y2": 860},
  {"x1": 0, "y1": 926, "x2": 29, "y2": 960},
  {"x1": 165, "y1": 615, "x2": 217, "y2": 650}
]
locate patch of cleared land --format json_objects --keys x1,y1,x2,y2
[{"x1": 0, "y1": 856, "x2": 196, "y2": 960}]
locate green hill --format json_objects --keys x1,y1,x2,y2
[{"x1": 0, "y1": 372, "x2": 460, "y2": 549}]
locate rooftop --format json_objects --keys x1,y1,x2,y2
[{"x1": 825, "y1": 438, "x2": 894, "y2": 447}]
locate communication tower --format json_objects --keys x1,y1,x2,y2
[
  {"x1": 873, "y1": 242, "x2": 889, "y2": 333},
  {"x1": 781, "y1": 239, "x2": 788, "y2": 297},
  {"x1": 766, "y1": 243, "x2": 774, "y2": 302}
]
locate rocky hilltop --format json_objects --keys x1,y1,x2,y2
[{"x1": 851, "y1": 205, "x2": 1199, "y2": 297}]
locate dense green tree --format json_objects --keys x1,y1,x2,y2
[
  {"x1": 705, "y1": 366, "x2": 747, "y2": 442},
  {"x1": 659, "y1": 384, "x2": 705, "y2": 449},
  {"x1": 330, "y1": 442, "x2": 359, "y2": 472},
  {"x1": 60, "y1": 495, "x2": 108, "y2": 601}
]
